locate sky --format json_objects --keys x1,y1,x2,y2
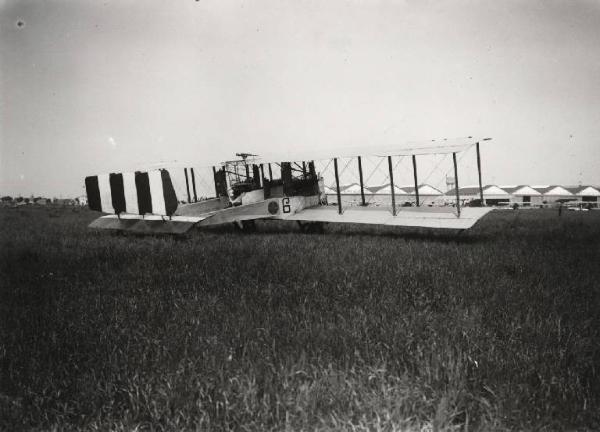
[{"x1": 1, "y1": 0, "x2": 599, "y2": 197}]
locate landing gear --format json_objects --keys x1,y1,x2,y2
[
  {"x1": 234, "y1": 219, "x2": 257, "y2": 232},
  {"x1": 297, "y1": 221, "x2": 325, "y2": 234}
]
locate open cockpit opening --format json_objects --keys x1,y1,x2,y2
[{"x1": 216, "y1": 156, "x2": 322, "y2": 206}]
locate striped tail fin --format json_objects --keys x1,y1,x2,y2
[{"x1": 85, "y1": 169, "x2": 178, "y2": 216}]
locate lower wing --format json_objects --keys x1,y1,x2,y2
[{"x1": 286, "y1": 205, "x2": 493, "y2": 230}]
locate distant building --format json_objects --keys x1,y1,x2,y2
[
  {"x1": 370, "y1": 184, "x2": 406, "y2": 195},
  {"x1": 481, "y1": 185, "x2": 512, "y2": 206},
  {"x1": 444, "y1": 184, "x2": 600, "y2": 208},
  {"x1": 317, "y1": 182, "x2": 598, "y2": 208},
  {"x1": 369, "y1": 184, "x2": 408, "y2": 205},
  {"x1": 365, "y1": 183, "x2": 395, "y2": 194},
  {"x1": 325, "y1": 183, "x2": 365, "y2": 206},
  {"x1": 445, "y1": 185, "x2": 510, "y2": 206},
  {"x1": 533, "y1": 186, "x2": 575, "y2": 204},
  {"x1": 501, "y1": 185, "x2": 543, "y2": 207},
  {"x1": 340, "y1": 183, "x2": 364, "y2": 194},
  {"x1": 398, "y1": 184, "x2": 443, "y2": 206},
  {"x1": 574, "y1": 186, "x2": 600, "y2": 205}
]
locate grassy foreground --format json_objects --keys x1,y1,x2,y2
[{"x1": 1, "y1": 206, "x2": 599, "y2": 431}]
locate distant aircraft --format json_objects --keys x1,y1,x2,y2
[{"x1": 84, "y1": 137, "x2": 493, "y2": 234}]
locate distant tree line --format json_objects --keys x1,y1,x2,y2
[{"x1": 0, "y1": 196, "x2": 85, "y2": 205}]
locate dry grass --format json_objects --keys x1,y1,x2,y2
[{"x1": 1, "y1": 206, "x2": 599, "y2": 431}]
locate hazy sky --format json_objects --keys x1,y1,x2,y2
[{"x1": 1, "y1": 0, "x2": 599, "y2": 197}]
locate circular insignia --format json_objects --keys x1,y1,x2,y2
[{"x1": 268, "y1": 201, "x2": 279, "y2": 215}]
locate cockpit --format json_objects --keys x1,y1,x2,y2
[{"x1": 215, "y1": 155, "x2": 323, "y2": 206}]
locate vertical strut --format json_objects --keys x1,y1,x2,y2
[
  {"x1": 388, "y1": 156, "x2": 396, "y2": 216},
  {"x1": 212, "y1": 166, "x2": 219, "y2": 198},
  {"x1": 476, "y1": 142, "x2": 484, "y2": 205},
  {"x1": 252, "y1": 164, "x2": 261, "y2": 188},
  {"x1": 268, "y1": 163, "x2": 273, "y2": 181},
  {"x1": 453, "y1": 152, "x2": 461, "y2": 217},
  {"x1": 184, "y1": 168, "x2": 191, "y2": 203},
  {"x1": 190, "y1": 168, "x2": 198, "y2": 202},
  {"x1": 334, "y1": 158, "x2": 343, "y2": 215},
  {"x1": 358, "y1": 156, "x2": 366, "y2": 206},
  {"x1": 412, "y1": 155, "x2": 420, "y2": 207},
  {"x1": 260, "y1": 164, "x2": 265, "y2": 187},
  {"x1": 308, "y1": 161, "x2": 316, "y2": 177}
]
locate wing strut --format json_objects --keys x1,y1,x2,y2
[
  {"x1": 333, "y1": 158, "x2": 343, "y2": 215},
  {"x1": 357, "y1": 156, "x2": 366, "y2": 206},
  {"x1": 476, "y1": 141, "x2": 484, "y2": 204},
  {"x1": 412, "y1": 155, "x2": 420, "y2": 207},
  {"x1": 388, "y1": 156, "x2": 396, "y2": 216},
  {"x1": 184, "y1": 168, "x2": 191, "y2": 203},
  {"x1": 190, "y1": 168, "x2": 198, "y2": 202},
  {"x1": 212, "y1": 166, "x2": 219, "y2": 197},
  {"x1": 453, "y1": 152, "x2": 461, "y2": 217}
]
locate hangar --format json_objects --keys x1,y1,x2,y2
[
  {"x1": 398, "y1": 184, "x2": 444, "y2": 206},
  {"x1": 445, "y1": 185, "x2": 511, "y2": 206},
  {"x1": 574, "y1": 186, "x2": 600, "y2": 205},
  {"x1": 534, "y1": 186, "x2": 575, "y2": 204}
]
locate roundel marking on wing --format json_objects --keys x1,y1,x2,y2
[{"x1": 268, "y1": 201, "x2": 279, "y2": 215}]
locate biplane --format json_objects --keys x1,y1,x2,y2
[{"x1": 84, "y1": 137, "x2": 494, "y2": 234}]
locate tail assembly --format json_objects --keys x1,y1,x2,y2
[{"x1": 85, "y1": 169, "x2": 201, "y2": 234}]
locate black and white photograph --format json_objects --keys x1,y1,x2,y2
[{"x1": 1, "y1": 0, "x2": 599, "y2": 430}]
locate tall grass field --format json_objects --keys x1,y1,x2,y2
[{"x1": 1, "y1": 206, "x2": 599, "y2": 431}]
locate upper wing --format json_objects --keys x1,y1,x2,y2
[{"x1": 252, "y1": 136, "x2": 490, "y2": 164}]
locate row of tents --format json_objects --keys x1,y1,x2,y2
[{"x1": 324, "y1": 183, "x2": 600, "y2": 207}]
